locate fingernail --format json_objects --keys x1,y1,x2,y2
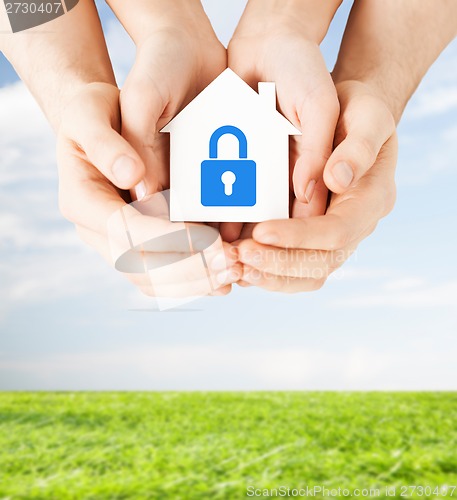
[
  {"x1": 112, "y1": 155, "x2": 137, "y2": 186},
  {"x1": 134, "y1": 181, "x2": 147, "y2": 201},
  {"x1": 304, "y1": 179, "x2": 316, "y2": 204},
  {"x1": 210, "y1": 253, "x2": 228, "y2": 272},
  {"x1": 332, "y1": 161, "x2": 354, "y2": 188}
]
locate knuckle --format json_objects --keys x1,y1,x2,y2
[
  {"x1": 353, "y1": 136, "x2": 378, "y2": 165},
  {"x1": 90, "y1": 131, "x2": 111, "y2": 154}
]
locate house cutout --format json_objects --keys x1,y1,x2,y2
[{"x1": 161, "y1": 68, "x2": 301, "y2": 223}]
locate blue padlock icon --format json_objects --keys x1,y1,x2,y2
[{"x1": 201, "y1": 125, "x2": 256, "y2": 207}]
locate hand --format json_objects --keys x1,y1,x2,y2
[
  {"x1": 236, "y1": 81, "x2": 397, "y2": 292},
  {"x1": 56, "y1": 83, "x2": 241, "y2": 298},
  {"x1": 117, "y1": 15, "x2": 227, "y2": 199},
  {"x1": 225, "y1": 2, "x2": 341, "y2": 241}
]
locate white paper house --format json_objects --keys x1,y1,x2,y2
[{"x1": 161, "y1": 68, "x2": 301, "y2": 223}]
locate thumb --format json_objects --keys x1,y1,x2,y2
[
  {"x1": 63, "y1": 85, "x2": 147, "y2": 192},
  {"x1": 292, "y1": 89, "x2": 339, "y2": 204},
  {"x1": 120, "y1": 72, "x2": 169, "y2": 197},
  {"x1": 324, "y1": 98, "x2": 395, "y2": 194}
]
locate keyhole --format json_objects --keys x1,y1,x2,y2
[{"x1": 221, "y1": 171, "x2": 236, "y2": 196}]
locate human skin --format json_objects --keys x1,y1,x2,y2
[
  {"x1": 0, "y1": 0, "x2": 114, "y2": 131},
  {"x1": 105, "y1": 0, "x2": 227, "y2": 201},
  {"x1": 224, "y1": 0, "x2": 342, "y2": 241},
  {"x1": 236, "y1": 0, "x2": 457, "y2": 292},
  {"x1": 0, "y1": 0, "x2": 241, "y2": 297},
  {"x1": 238, "y1": 81, "x2": 398, "y2": 292}
]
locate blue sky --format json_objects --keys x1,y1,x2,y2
[{"x1": 1, "y1": 0, "x2": 456, "y2": 390}]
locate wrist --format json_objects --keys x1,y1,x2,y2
[
  {"x1": 107, "y1": 0, "x2": 218, "y2": 47},
  {"x1": 2, "y1": 0, "x2": 116, "y2": 131},
  {"x1": 48, "y1": 77, "x2": 117, "y2": 132},
  {"x1": 233, "y1": 0, "x2": 342, "y2": 44},
  {"x1": 57, "y1": 81, "x2": 119, "y2": 134},
  {"x1": 332, "y1": 69, "x2": 406, "y2": 125},
  {"x1": 7, "y1": 50, "x2": 115, "y2": 131}
]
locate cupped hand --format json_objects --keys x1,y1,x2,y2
[
  {"x1": 236, "y1": 80, "x2": 398, "y2": 292},
  {"x1": 119, "y1": 24, "x2": 227, "y2": 200},
  {"x1": 56, "y1": 83, "x2": 241, "y2": 298},
  {"x1": 225, "y1": 21, "x2": 340, "y2": 241}
]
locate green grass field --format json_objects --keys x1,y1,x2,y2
[{"x1": 0, "y1": 393, "x2": 456, "y2": 499}]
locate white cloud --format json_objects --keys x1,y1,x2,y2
[
  {"x1": 331, "y1": 266, "x2": 394, "y2": 281},
  {"x1": 382, "y1": 277, "x2": 426, "y2": 291},
  {"x1": 0, "y1": 247, "x2": 122, "y2": 304},
  {"x1": 0, "y1": 82, "x2": 52, "y2": 138},
  {"x1": 405, "y1": 43, "x2": 457, "y2": 119},
  {"x1": 0, "y1": 81, "x2": 128, "y2": 317},
  {"x1": 333, "y1": 280, "x2": 457, "y2": 308},
  {"x1": 443, "y1": 124, "x2": 457, "y2": 142},
  {"x1": 1, "y1": 344, "x2": 455, "y2": 390},
  {"x1": 1, "y1": 11, "x2": 456, "y2": 391},
  {"x1": 409, "y1": 86, "x2": 457, "y2": 119}
]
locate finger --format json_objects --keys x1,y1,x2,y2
[
  {"x1": 57, "y1": 140, "x2": 129, "y2": 234},
  {"x1": 253, "y1": 136, "x2": 398, "y2": 252},
  {"x1": 219, "y1": 222, "x2": 244, "y2": 243},
  {"x1": 139, "y1": 263, "x2": 241, "y2": 299},
  {"x1": 62, "y1": 85, "x2": 147, "y2": 191},
  {"x1": 120, "y1": 73, "x2": 168, "y2": 195},
  {"x1": 291, "y1": 178, "x2": 329, "y2": 219},
  {"x1": 140, "y1": 283, "x2": 233, "y2": 298},
  {"x1": 324, "y1": 97, "x2": 395, "y2": 194},
  {"x1": 59, "y1": 139, "x2": 189, "y2": 242},
  {"x1": 211, "y1": 285, "x2": 233, "y2": 297},
  {"x1": 236, "y1": 280, "x2": 253, "y2": 288},
  {"x1": 237, "y1": 239, "x2": 348, "y2": 279},
  {"x1": 293, "y1": 88, "x2": 340, "y2": 204},
  {"x1": 239, "y1": 223, "x2": 256, "y2": 240},
  {"x1": 252, "y1": 213, "x2": 358, "y2": 252},
  {"x1": 242, "y1": 265, "x2": 326, "y2": 294},
  {"x1": 229, "y1": 39, "x2": 339, "y2": 206},
  {"x1": 139, "y1": 283, "x2": 233, "y2": 298},
  {"x1": 76, "y1": 224, "x2": 241, "y2": 290},
  {"x1": 252, "y1": 187, "x2": 381, "y2": 252},
  {"x1": 123, "y1": 254, "x2": 242, "y2": 293}
]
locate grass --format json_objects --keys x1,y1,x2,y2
[{"x1": 0, "y1": 392, "x2": 456, "y2": 499}]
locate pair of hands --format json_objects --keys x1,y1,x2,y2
[{"x1": 56, "y1": 15, "x2": 397, "y2": 297}]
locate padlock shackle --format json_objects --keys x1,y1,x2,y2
[{"x1": 209, "y1": 125, "x2": 248, "y2": 159}]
